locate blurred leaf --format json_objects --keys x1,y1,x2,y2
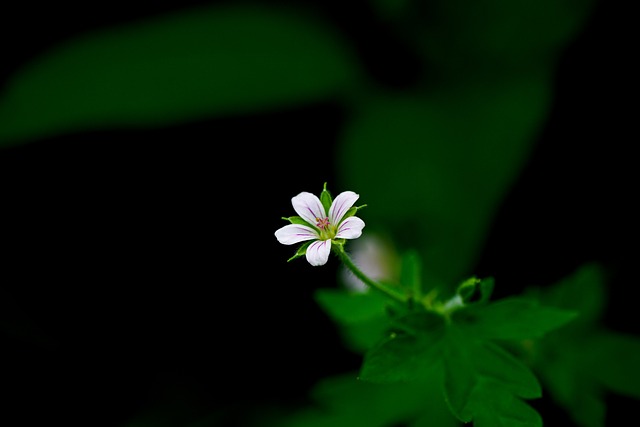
[
  {"x1": 314, "y1": 288, "x2": 389, "y2": 324},
  {"x1": 276, "y1": 371, "x2": 459, "y2": 427},
  {"x1": 416, "y1": 0, "x2": 597, "y2": 80},
  {"x1": 535, "y1": 332, "x2": 605, "y2": 427},
  {"x1": 443, "y1": 326, "x2": 541, "y2": 426},
  {"x1": 454, "y1": 297, "x2": 578, "y2": 340},
  {"x1": 533, "y1": 264, "x2": 640, "y2": 427},
  {"x1": 399, "y1": 250, "x2": 422, "y2": 296},
  {"x1": 339, "y1": 0, "x2": 595, "y2": 288},
  {"x1": 314, "y1": 288, "x2": 392, "y2": 353},
  {"x1": 338, "y1": 77, "x2": 552, "y2": 287},
  {"x1": 0, "y1": 4, "x2": 361, "y2": 147},
  {"x1": 540, "y1": 263, "x2": 607, "y2": 327},
  {"x1": 589, "y1": 331, "x2": 640, "y2": 400}
]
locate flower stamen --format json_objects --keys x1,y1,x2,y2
[{"x1": 316, "y1": 217, "x2": 331, "y2": 230}]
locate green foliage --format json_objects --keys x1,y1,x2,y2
[
  {"x1": 314, "y1": 288, "x2": 392, "y2": 353},
  {"x1": 453, "y1": 297, "x2": 578, "y2": 340},
  {"x1": 272, "y1": 371, "x2": 458, "y2": 427},
  {"x1": 442, "y1": 327, "x2": 542, "y2": 427},
  {"x1": 359, "y1": 310, "x2": 444, "y2": 383},
  {"x1": 0, "y1": 4, "x2": 361, "y2": 146},
  {"x1": 320, "y1": 266, "x2": 576, "y2": 427},
  {"x1": 532, "y1": 264, "x2": 640, "y2": 427},
  {"x1": 338, "y1": 0, "x2": 597, "y2": 289}
]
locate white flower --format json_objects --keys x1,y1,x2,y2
[{"x1": 275, "y1": 190, "x2": 365, "y2": 266}]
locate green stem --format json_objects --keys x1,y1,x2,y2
[{"x1": 333, "y1": 245, "x2": 408, "y2": 304}]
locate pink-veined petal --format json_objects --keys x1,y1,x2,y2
[
  {"x1": 329, "y1": 191, "x2": 359, "y2": 225},
  {"x1": 306, "y1": 240, "x2": 332, "y2": 266},
  {"x1": 275, "y1": 224, "x2": 319, "y2": 245},
  {"x1": 335, "y1": 216, "x2": 365, "y2": 240},
  {"x1": 292, "y1": 192, "x2": 326, "y2": 226}
]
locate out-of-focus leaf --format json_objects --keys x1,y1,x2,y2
[
  {"x1": 454, "y1": 297, "x2": 578, "y2": 340},
  {"x1": 338, "y1": 78, "x2": 551, "y2": 287},
  {"x1": 443, "y1": 326, "x2": 542, "y2": 427},
  {"x1": 0, "y1": 4, "x2": 361, "y2": 147},
  {"x1": 533, "y1": 264, "x2": 640, "y2": 427},
  {"x1": 399, "y1": 250, "x2": 422, "y2": 297},
  {"x1": 416, "y1": 0, "x2": 597, "y2": 80},
  {"x1": 537, "y1": 336, "x2": 605, "y2": 427},
  {"x1": 314, "y1": 288, "x2": 392, "y2": 353},
  {"x1": 541, "y1": 263, "x2": 607, "y2": 327},
  {"x1": 339, "y1": 0, "x2": 595, "y2": 288},
  {"x1": 277, "y1": 371, "x2": 458, "y2": 427},
  {"x1": 589, "y1": 331, "x2": 640, "y2": 400},
  {"x1": 314, "y1": 288, "x2": 389, "y2": 324}
]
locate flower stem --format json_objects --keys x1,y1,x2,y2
[{"x1": 333, "y1": 245, "x2": 408, "y2": 304}]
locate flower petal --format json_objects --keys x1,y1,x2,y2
[
  {"x1": 328, "y1": 191, "x2": 359, "y2": 225},
  {"x1": 306, "y1": 240, "x2": 332, "y2": 266},
  {"x1": 275, "y1": 224, "x2": 319, "y2": 245},
  {"x1": 292, "y1": 192, "x2": 326, "y2": 227},
  {"x1": 335, "y1": 216, "x2": 365, "y2": 240}
]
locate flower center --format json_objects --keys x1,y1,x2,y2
[
  {"x1": 315, "y1": 216, "x2": 336, "y2": 240},
  {"x1": 316, "y1": 217, "x2": 330, "y2": 230}
]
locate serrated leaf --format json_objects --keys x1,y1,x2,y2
[
  {"x1": 443, "y1": 325, "x2": 541, "y2": 425},
  {"x1": 454, "y1": 297, "x2": 578, "y2": 340},
  {"x1": 0, "y1": 5, "x2": 361, "y2": 146},
  {"x1": 359, "y1": 311, "x2": 444, "y2": 383}
]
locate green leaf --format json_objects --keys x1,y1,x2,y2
[
  {"x1": 314, "y1": 288, "x2": 392, "y2": 352},
  {"x1": 399, "y1": 250, "x2": 422, "y2": 297},
  {"x1": 540, "y1": 263, "x2": 607, "y2": 326},
  {"x1": 531, "y1": 264, "x2": 632, "y2": 427},
  {"x1": 314, "y1": 288, "x2": 389, "y2": 324},
  {"x1": 454, "y1": 297, "x2": 578, "y2": 340},
  {"x1": 359, "y1": 311, "x2": 445, "y2": 383},
  {"x1": 536, "y1": 338, "x2": 605, "y2": 427},
  {"x1": 443, "y1": 325, "x2": 541, "y2": 426},
  {"x1": 275, "y1": 371, "x2": 458, "y2": 427},
  {"x1": 469, "y1": 386, "x2": 543, "y2": 427},
  {"x1": 589, "y1": 331, "x2": 640, "y2": 400},
  {"x1": 338, "y1": 79, "x2": 553, "y2": 288},
  {"x1": 338, "y1": 0, "x2": 596, "y2": 290},
  {"x1": 0, "y1": 5, "x2": 361, "y2": 147}
]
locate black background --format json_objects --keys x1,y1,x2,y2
[{"x1": 1, "y1": 0, "x2": 637, "y2": 426}]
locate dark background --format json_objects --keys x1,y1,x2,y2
[{"x1": 1, "y1": 0, "x2": 637, "y2": 426}]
